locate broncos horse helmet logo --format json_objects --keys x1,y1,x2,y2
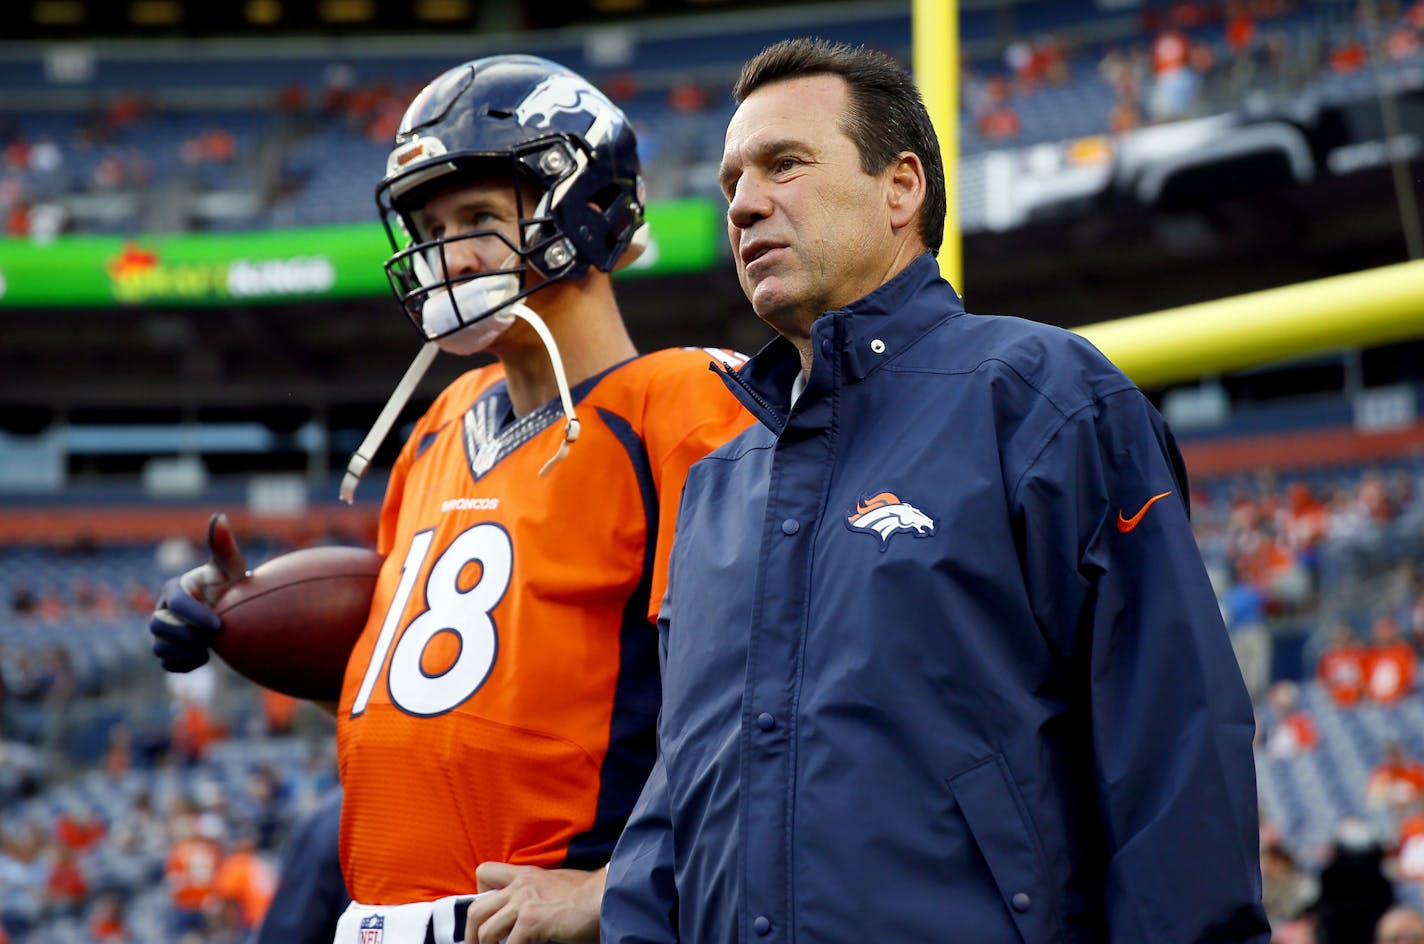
[
  {"x1": 845, "y1": 491, "x2": 936, "y2": 550},
  {"x1": 515, "y1": 73, "x2": 617, "y2": 131}
]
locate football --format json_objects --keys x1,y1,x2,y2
[{"x1": 212, "y1": 545, "x2": 383, "y2": 701}]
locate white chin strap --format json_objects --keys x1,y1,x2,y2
[
  {"x1": 504, "y1": 302, "x2": 582, "y2": 477},
  {"x1": 340, "y1": 340, "x2": 439, "y2": 504},
  {"x1": 339, "y1": 302, "x2": 580, "y2": 503}
]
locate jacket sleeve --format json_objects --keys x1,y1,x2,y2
[
  {"x1": 1016, "y1": 387, "x2": 1269, "y2": 944},
  {"x1": 602, "y1": 750, "x2": 679, "y2": 943}
]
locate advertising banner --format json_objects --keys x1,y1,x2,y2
[{"x1": 0, "y1": 197, "x2": 722, "y2": 307}]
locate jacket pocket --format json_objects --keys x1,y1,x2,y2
[{"x1": 948, "y1": 754, "x2": 1060, "y2": 944}]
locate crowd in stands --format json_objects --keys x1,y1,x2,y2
[
  {"x1": 1192, "y1": 454, "x2": 1424, "y2": 943},
  {"x1": 965, "y1": 0, "x2": 1424, "y2": 144},
  {"x1": 0, "y1": 536, "x2": 336, "y2": 944},
  {"x1": 3, "y1": 0, "x2": 1423, "y2": 238},
  {"x1": 0, "y1": 454, "x2": 1417, "y2": 942}
]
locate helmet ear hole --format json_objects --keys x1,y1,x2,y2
[{"x1": 587, "y1": 183, "x2": 623, "y2": 213}]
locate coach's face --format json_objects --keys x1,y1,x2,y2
[{"x1": 721, "y1": 74, "x2": 908, "y2": 344}]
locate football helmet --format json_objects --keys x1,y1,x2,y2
[{"x1": 376, "y1": 54, "x2": 647, "y2": 354}]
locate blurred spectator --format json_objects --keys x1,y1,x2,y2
[
  {"x1": 8, "y1": 583, "x2": 36, "y2": 617},
  {"x1": 1386, "y1": 25, "x2": 1420, "y2": 60},
  {"x1": 1367, "y1": 742, "x2": 1424, "y2": 811},
  {"x1": 1280, "y1": 481, "x2": 1329, "y2": 583},
  {"x1": 212, "y1": 827, "x2": 278, "y2": 935},
  {"x1": 1098, "y1": 44, "x2": 1150, "y2": 102},
  {"x1": 1148, "y1": 26, "x2": 1202, "y2": 120},
  {"x1": 978, "y1": 102, "x2": 1023, "y2": 140},
  {"x1": 1261, "y1": 839, "x2": 1319, "y2": 934},
  {"x1": 1319, "y1": 621, "x2": 1369, "y2": 707},
  {"x1": 111, "y1": 792, "x2": 168, "y2": 868},
  {"x1": 1223, "y1": 576, "x2": 1270, "y2": 703},
  {"x1": 974, "y1": 76, "x2": 1022, "y2": 141},
  {"x1": 319, "y1": 62, "x2": 356, "y2": 116},
  {"x1": 1376, "y1": 906, "x2": 1424, "y2": 944},
  {"x1": 0, "y1": 740, "x2": 44, "y2": 803},
  {"x1": 1037, "y1": 34, "x2": 1071, "y2": 86},
  {"x1": 232, "y1": 766, "x2": 284, "y2": 849},
  {"x1": 1264, "y1": 680, "x2": 1320, "y2": 758},
  {"x1": 123, "y1": 580, "x2": 156, "y2": 615},
  {"x1": 1366, "y1": 614, "x2": 1416, "y2": 704},
  {"x1": 86, "y1": 889, "x2": 127, "y2": 942},
  {"x1": 164, "y1": 810, "x2": 223, "y2": 938},
  {"x1": 71, "y1": 576, "x2": 119, "y2": 618},
  {"x1": 42, "y1": 842, "x2": 88, "y2": 918},
  {"x1": 1313, "y1": 816, "x2": 1396, "y2": 944},
  {"x1": 1225, "y1": 2, "x2": 1259, "y2": 57},
  {"x1": 103, "y1": 723, "x2": 134, "y2": 777},
  {"x1": 668, "y1": 81, "x2": 709, "y2": 113},
  {"x1": 605, "y1": 71, "x2": 637, "y2": 101},
  {"x1": 108, "y1": 92, "x2": 145, "y2": 129},
  {"x1": 54, "y1": 802, "x2": 105, "y2": 853},
  {"x1": 276, "y1": 82, "x2": 307, "y2": 115},
  {"x1": 181, "y1": 126, "x2": 236, "y2": 167},
  {"x1": 1005, "y1": 38, "x2": 1040, "y2": 94},
  {"x1": 1330, "y1": 38, "x2": 1369, "y2": 72},
  {"x1": 1109, "y1": 92, "x2": 1144, "y2": 133},
  {"x1": 259, "y1": 689, "x2": 298, "y2": 737},
  {"x1": 1393, "y1": 802, "x2": 1424, "y2": 882},
  {"x1": 0, "y1": 820, "x2": 45, "y2": 936},
  {"x1": 170, "y1": 694, "x2": 227, "y2": 765},
  {"x1": 34, "y1": 587, "x2": 66, "y2": 623}
]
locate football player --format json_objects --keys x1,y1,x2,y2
[{"x1": 149, "y1": 55, "x2": 752, "y2": 944}]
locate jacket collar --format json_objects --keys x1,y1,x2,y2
[{"x1": 716, "y1": 254, "x2": 964, "y2": 431}]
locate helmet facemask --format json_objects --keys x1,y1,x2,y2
[{"x1": 378, "y1": 140, "x2": 588, "y2": 356}]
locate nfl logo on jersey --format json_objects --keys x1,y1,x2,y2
[{"x1": 359, "y1": 914, "x2": 384, "y2": 944}]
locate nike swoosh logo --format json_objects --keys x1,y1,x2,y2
[{"x1": 1117, "y1": 491, "x2": 1173, "y2": 533}]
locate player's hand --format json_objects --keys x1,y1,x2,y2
[
  {"x1": 464, "y1": 863, "x2": 604, "y2": 944},
  {"x1": 149, "y1": 512, "x2": 249, "y2": 672}
]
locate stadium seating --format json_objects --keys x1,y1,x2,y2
[{"x1": 5, "y1": 0, "x2": 1423, "y2": 238}]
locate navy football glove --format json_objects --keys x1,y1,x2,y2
[{"x1": 149, "y1": 512, "x2": 249, "y2": 673}]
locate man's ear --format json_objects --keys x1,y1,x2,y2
[{"x1": 886, "y1": 151, "x2": 926, "y2": 235}]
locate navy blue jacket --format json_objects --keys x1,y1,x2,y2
[{"x1": 603, "y1": 255, "x2": 1268, "y2": 943}]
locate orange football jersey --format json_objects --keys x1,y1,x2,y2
[{"x1": 337, "y1": 347, "x2": 751, "y2": 904}]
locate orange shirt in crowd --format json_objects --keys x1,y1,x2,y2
[
  {"x1": 1397, "y1": 811, "x2": 1424, "y2": 880},
  {"x1": 214, "y1": 847, "x2": 278, "y2": 929},
  {"x1": 1366, "y1": 641, "x2": 1417, "y2": 703},
  {"x1": 1267, "y1": 711, "x2": 1320, "y2": 757},
  {"x1": 54, "y1": 811, "x2": 106, "y2": 852},
  {"x1": 45, "y1": 850, "x2": 88, "y2": 908},
  {"x1": 1153, "y1": 30, "x2": 1191, "y2": 73},
  {"x1": 88, "y1": 911, "x2": 125, "y2": 941},
  {"x1": 171, "y1": 701, "x2": 226, "y2": 761},
  {"x1": 260, "y1": 689, "x2": 298, "y2": 734},
  {"x1": 165, "y1": 834, "x2": 222, "y2": 912},
  {"x1": 1319, "y1": 641, "x2": 1368, "y2": 707},
  {"x1": 1368, "y1": 758, "x2": 1424, "y2": 809}
]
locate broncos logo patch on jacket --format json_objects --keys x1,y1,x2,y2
[{"x1": 845, "y1": 490, "x2": 936, "y2": 549}]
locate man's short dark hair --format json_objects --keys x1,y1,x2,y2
[{"x1": 733, "y1": 37, "x2": 946, "y2": 255}]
